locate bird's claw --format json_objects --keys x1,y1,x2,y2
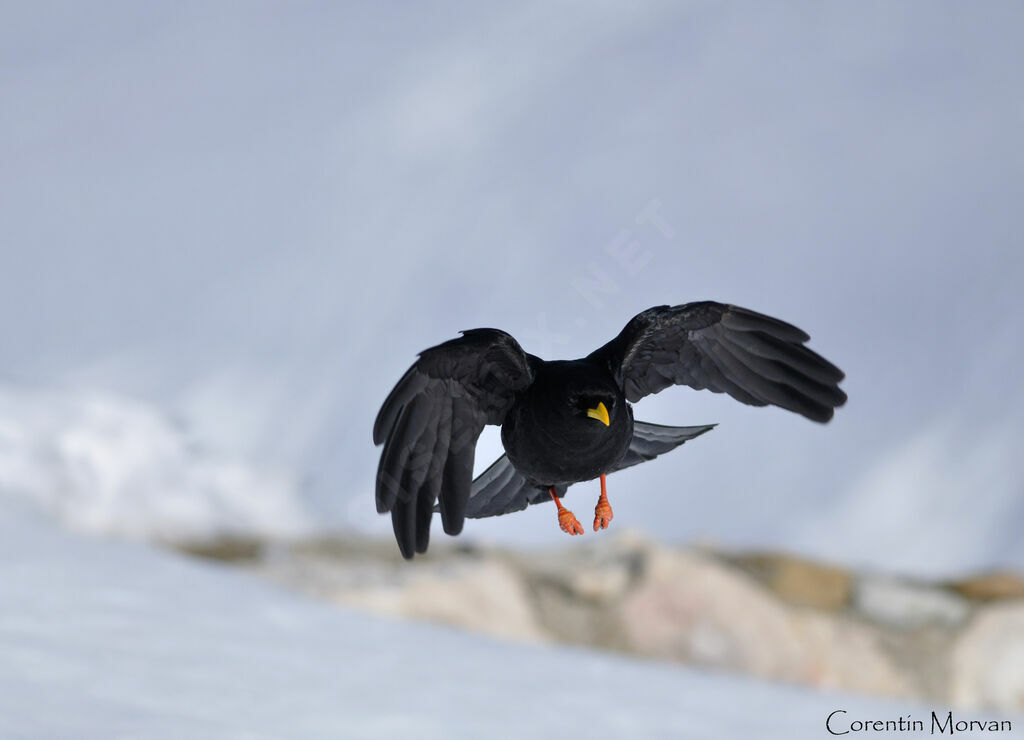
[
  {"x1": 558, "y1": 508, "x2": 585, "y2": 535},
  {"x1": 593, "y1": 501, "x2": 613, "y2": 531}
]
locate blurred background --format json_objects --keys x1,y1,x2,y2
[
  {"x1": 4, "y1": 0, "x2": 1023, "y2": 575},
  {"x1": 2, "y1": 1, "x2": 1024, "y2": 725}
]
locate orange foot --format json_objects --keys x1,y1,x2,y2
[
  {"x1": 549, "y1": 487, "x2": 584, "y2": 536},
  {"x1": 558, "y1": 508, "x2": 585, "y2": 535},
  {"x1": 593, "y1": 473, "x2": 613, "y2": 531},
  {"x1": 593, "y1": 500, "x2": 613, "y2": 531}
]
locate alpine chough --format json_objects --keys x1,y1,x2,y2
[{"x1": 374, "y1": 301, "x2": 846, "y2": 559}]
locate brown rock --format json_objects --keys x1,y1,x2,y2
[
  {"x1": 948, "y1": 572, "x2": 1024, "y2": 603},
  {"x1": 618, "y1": 545, "x2": 910, "y2": 696},
  {"x1": 173, "y1": 535, "x2": 264, "y2": 562},
  {"x1": 725, "y1": 551, "x2": 852, "y2": 611}
]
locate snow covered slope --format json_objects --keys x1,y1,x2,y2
[
  {"x1": 0, "y1": 386, "x2": 310, "y2": 542},
  {"x1": 0, "y1": 503, "x2": 953, "y2": 740}
]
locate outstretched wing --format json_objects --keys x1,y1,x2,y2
[
  {"x1": 463, "y1": 421, "x2": 714, "y2": 519},
  {"x1": 373, "y1": 329, "x2": 535, "y2": 558},
  {"x1": 589, "y1": 302, "x2": 847, "y2": 422}
]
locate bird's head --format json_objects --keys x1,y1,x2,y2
[
  {"x1": 571, "y1": 391, "x2": 616, "y2": 428},
  {"x1": 529, "y1": 360, "x2": 627, "y2": 440}
]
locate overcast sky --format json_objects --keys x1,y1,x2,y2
[{"x1": 2, "y1": 2, "x2": 1022, "y2": 576}]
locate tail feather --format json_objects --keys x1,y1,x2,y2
[
  {"x1": 460, "y1": 420, "x2": 715, "y2": 519},
  {"x1": 612, "y1": 420, "x2": 716, "y2": 472}
]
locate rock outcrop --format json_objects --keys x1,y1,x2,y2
[{"x1": 179, "y1": 531, "x2": 1024, "y2": 713}]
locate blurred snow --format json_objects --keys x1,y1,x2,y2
[
  {"x1": 0, "y1": 386, "x2": 310, "y2": 542},
  {"x1": 0, "y1": 502, "x2": 941, "y2": 740},
  {"x1": 802, "y1": 401, "x2": 1024, "y2": 577},
  {"x1": 794, "y1": 322, "x2": 1024, "y2": 577}
]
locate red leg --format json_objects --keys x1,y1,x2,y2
[
  {"x1": 549, "y1": 487, "x2": 584, "y2": 535},
  {"x1": 593, "y1": 474, "x2": 613, "y2": 531}
]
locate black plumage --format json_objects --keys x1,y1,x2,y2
[{"x1": 373, "y1": 301, "x2": 847, "y2": 559}]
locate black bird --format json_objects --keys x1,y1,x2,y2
[{"x1": 374, "y1": 301, "x2": 846, "y2": 559}]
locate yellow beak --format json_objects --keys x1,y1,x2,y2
[{"x1": 586, "y1": 401, "x2": 610, "y2": 426}]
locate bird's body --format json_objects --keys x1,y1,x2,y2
[
  {"x1": 500, "y1": 359, "x2": 632, "y2": 488},
  {"x1": 374, "y1": 301, "x2": 847, "y2": 559}
]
